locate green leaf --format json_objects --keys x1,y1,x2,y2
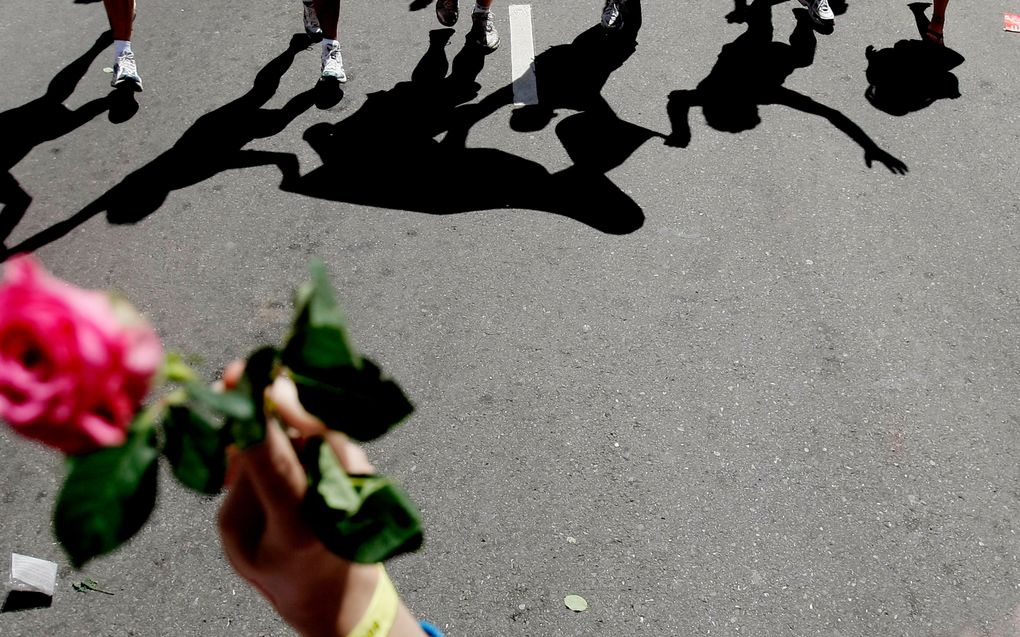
[
  {"x1": 161, "y1": 352, "x2": 198, "y2": 383},
  {"x1": 281, "y1": 260, "x2": 413, "y2": 441},
  {"x1": 564, "y1": 595, "x2": 589, "y2": 612},
  {"x1": 289, "y1": 358, "x2": 414, "y2": 442},
  {"x1": 54, "y1": 428, "x2": 159, "y2": 568},
  {"x1": 224, "y1": 347, "x2": 278, "y2": 450},
  {"x1": 162, "y1": 406, "x2": 227, "y2": 494},
  {"x1": 284, "y1": 258, "x2": 357, "y2": 370},
  {"x1": 301, "y1": 438, "x2": 423, "y2": 564},
  {"x1": 305, "y1": 437, "x2": 359, "y2": 513},
  {"x1": 184, "y1": 381, "x2": 254, "y2": 421},
  {"x1": 73, "y1": 578, "x2": 114, "y2": 595}
]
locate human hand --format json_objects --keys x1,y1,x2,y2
[{"x1": 217, "y1": 362, "x2": 426, "y2": 637}]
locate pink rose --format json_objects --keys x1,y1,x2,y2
[{"x1": 0, "y1": 255, "x2": 163, "y2": 455}]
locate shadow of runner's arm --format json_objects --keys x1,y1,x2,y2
[
  {"x1": 442, "y1": 85, "x2": 515, "y2": 150},
  {"x1": 229, "y1": 150, "x2": 302, "y2": 189},
  {"x1": 773, "y1": 86, "x2": 908, "y2": 174},
  {"x1": 252, "y1": 89, "x2": 316, "y2": 139},
  {"x1": 66, "y1": 97, "x2": 113, "y2": 133}
]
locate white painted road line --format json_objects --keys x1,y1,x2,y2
[{"x1": 509, "y1": 4, "x2": 538, "y2": 106}]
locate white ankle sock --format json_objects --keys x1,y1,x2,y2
[
  {"x1": 473, "y1": 3, "x2": 490, "y2": 14},
  {"x1": 114, "y1": 40, "x2": 132, "y2": 57},
  {"x1": 322, "y1": 39, "x2": 339, "y2": 52}
]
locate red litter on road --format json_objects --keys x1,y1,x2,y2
[{"x1": 1005, "y1": 13, "x2": 1020, "y2": 32}]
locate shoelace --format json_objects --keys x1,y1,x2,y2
[
  {"x1": 117, "y1": 53, "x2": 137, "y2": 77},
  {"x1": 473, "y1": 11, "x2": 493, "y2": 31}
]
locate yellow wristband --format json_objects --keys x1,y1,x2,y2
[{"x1": 345, "y1": 565, "x2": 399, "y2": 637}]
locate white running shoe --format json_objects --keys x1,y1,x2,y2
[
  {"x1": 321, "y1": 42, "x2": 347, "y2": 82},
  {"x1": 111, "y1": 51, "x2": 143, "y2": 91},
  {"x1": 601, "y1": 0, "x2": 625, "y2": 30},
  {"x1": 303, "y1": 1, "x2": 324, "y2": 40},
  {"x1": 810, "y1": 0, "x2": 835, "y2": 22},
  {"x1": 469, "y1": 10, "x2": 499, "y2": 51}
]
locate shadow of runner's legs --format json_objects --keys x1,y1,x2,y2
[
  {"x1": 0, "y1": 174, "x2": 32, "y2": 255},
  {"x1": 0, "y1": 32, "x2": 114, "y2": 255},
  {"x1": 6, "y1": 39, "x2": 315, "y2": 253},
  {"x1": 46, "y1": 31, "x2": 114, "y2": 104}
]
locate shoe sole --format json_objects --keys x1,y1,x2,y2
[
  {"x1": 111, "y1": 78, "x2": 143, "y2": 92},
  {"x1": 305, "y1": 28, "x2": 324, "y2": 42},
  {"x1": 321, "y1": 72, "x2": 348, "y2": 84}
]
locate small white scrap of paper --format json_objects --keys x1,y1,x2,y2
[{"x1": 11, "y1": 553, "x2": 58, "y2": 596}]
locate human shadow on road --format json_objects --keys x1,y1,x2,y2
[
  {"x1": 666, "y1": 0, "x2": 908, "y2": 174},
  {"x1": 863, "y1": 3, "x2": 964, "y2": 116},
  {"x1": 445, "y1": 0, "x2": 661, "y2": 186},
  {"x1": 274, "y1": 26, "x2": 646, "y2": 234},
  {"x1": 0, "y1": 32, "x2": 119, "y2": 254},
  {"x1": 7, "y1": 35, "x2": 316, "y2": 257}
]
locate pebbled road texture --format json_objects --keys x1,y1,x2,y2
[{"x1": 1, "y1": 0, "x2": 1018, "y2": 635}]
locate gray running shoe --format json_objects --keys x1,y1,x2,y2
[
  {"x1": 436, "y1": 0, "x2": 459, "y2": 26},
  {"x1": 321, "y1": 42, "x2": 347, "y2": 82},
  {"x1": 303, "y1": 1, "x2": 324, "y2": 40},
  {"x1": 469, "y1": 10, "x2": 499, "y2": 51},
  {"x1": 601, "y1": 0, "x2": 625, "y2": 30},
  {"x1": 111, "y1": 51, "x2": 143, "y2": 91}
]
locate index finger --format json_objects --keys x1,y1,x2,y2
[
  {"x1": 266, "y1": 375, "x2": 328, "y2": 437},
  {"x1": 236, "y1": 414, "x2": 307, "y2": 517}
]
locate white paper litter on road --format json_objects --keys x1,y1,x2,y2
[{"x1": 11, "y1": 553, "x2": 58, "y2": 596}]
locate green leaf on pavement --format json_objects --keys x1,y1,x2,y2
[
  {"x1": 564, "y1": 595, "x2": 589, "y2": 612},
  {"x1": 54, "y1": 428, "x2": 159, "y2": 568},
  {"x1": 72, "y1": 578, "x2": 114, "y2": 594},
  {"x1": 162, "y1": 406, "x2": 227, "y2": 494},
  {"x1": 301, "y1": 438, "x2": 423, "y2": 563}
]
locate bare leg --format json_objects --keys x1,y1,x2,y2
[
  {"x1": 102, "y1": 0, "x2": 135, "y2": 41},
  {"x1": 313, "y1": 0, "x2": 340, "y2": 40},
  {"x1": 929, "y1": 0, "x2": 948, "y2": 39}
]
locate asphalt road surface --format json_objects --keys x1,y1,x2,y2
[{"x1": 1, "y1": 0, "x2": 1018, "y2": 635}]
